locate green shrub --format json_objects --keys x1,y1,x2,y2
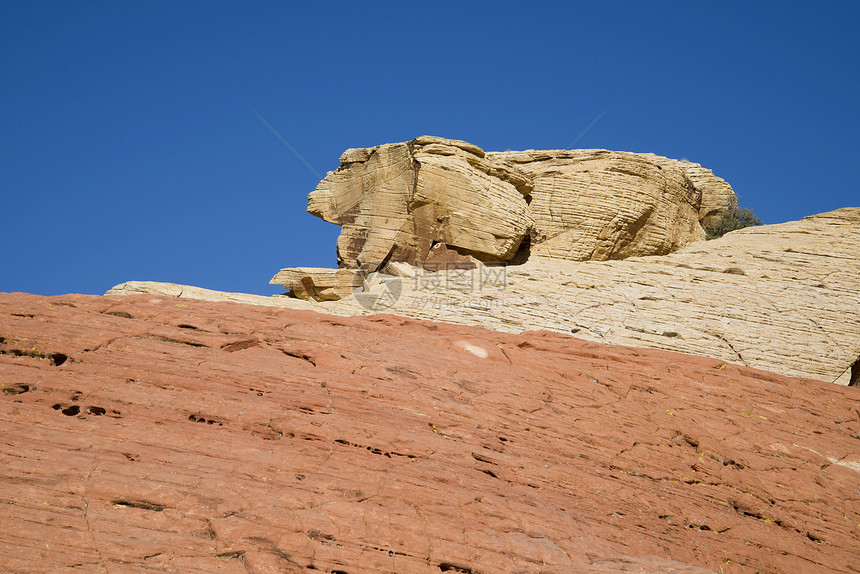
[{"x1": 705, "y1": 205, "x2": 762, "y2": 240}]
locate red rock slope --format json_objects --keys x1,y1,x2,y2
[{"x1": 1, "y1": 293, "x2": 858, "y2": 574}]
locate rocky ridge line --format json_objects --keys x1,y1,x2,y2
[
  {"x1": 306, "y1": 136, "x2": 736, "y2": 272},
  {"x1": 111, "y1": 207, "x2": 860, "y2": 385}
]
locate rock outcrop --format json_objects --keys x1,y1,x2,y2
[
  {"x1": 2, "y1": 292, "x2": 859, "y2": 573},
  {"x1": 116, "y1": 207, "x2": 860, "y2": 385},
  {"x1": 487, "y1": 148, "x2": 731, "y2": 262},
  {"x1": 305, "y1": 136, "x2": 736, "y2": 272},
  {"x1": 105, "y1": 137, "x2": 858, "y2": 385},
  {"x1": 269, "y1": 267, "x2": 364, "y2": 302}
]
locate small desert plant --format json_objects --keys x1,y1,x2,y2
[{"x1": 705, "y1": 205, "x2": 762, "y2": 240}]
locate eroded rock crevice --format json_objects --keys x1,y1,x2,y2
[{"x1": 850, "y1": 356, "x2": 860, "y2": 387}]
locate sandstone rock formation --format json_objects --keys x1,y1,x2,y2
[
  {"x1": 487, "y1": 149, "x2": 731, "y2": 262},
  {"x1": 2, "y1": 292, "x2": 859, "y2": 573},
  {"x1": 269, "y1": 267, "x2": 364, "y2": 302},
  {"x1": 114, "y1": 207, "x2": 860, "y2": 386},
  {"x1": 308, "y1": 136, "x2": 535, "y2": 270},
  {"x1": 305, "y1": 136, "x2": 736, "y2": 272}
]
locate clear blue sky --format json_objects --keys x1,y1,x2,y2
[{"x1": 2, "y1": 1, "x2": 858, "y2": 296}]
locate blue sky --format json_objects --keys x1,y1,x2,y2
[{"x1": 2, "y1": 1, "x2": 858, "y2": 296}]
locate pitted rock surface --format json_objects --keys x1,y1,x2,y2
[{"x1": 1, "y1": 293, "x2": 859, "y2": 573}]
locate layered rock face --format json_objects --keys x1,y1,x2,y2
[
  {"x1": 306, "y1": 136, "x2": 735, "y2": 272},
  {"x1": 268, "y1": 267, "x2": 364, "y2": 302},
  {"x1": 2, "y1": 293, "x2": 859, "y2": 573},
  {"x1": 116, "y1": 207, "x2": 860, "y2": 386},
  {"x1": 308, "y1": 136, "x2": 535, "y2": 270},
  {"x1": 487, "y1": 149, "x2": 730, "y2": 261}
]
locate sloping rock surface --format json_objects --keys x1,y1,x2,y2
[
  {"x1": 117, "y1": 208, "x2": 860, "y2": 385},
  {"x1": 308, "y1": 136, "x2": 735, "y2": 270},
  {"x1": 1, "y1": 293, "x2": 859, "y2": 573}
]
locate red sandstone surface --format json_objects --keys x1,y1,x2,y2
[{"x1": 0, "y1": 292, "x2": 858, "y2": 574}]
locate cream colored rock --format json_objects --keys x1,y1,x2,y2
[
  {"x1": 382, "y1": 261, "x2": 420, "y2": 278},
  {"x1": 113, "y1": 208, "x2": 860, "y2": 385},
  {"x1": 491, "y1": 149, "x2": 711, "y2": 260},
  {"x1": 308, "y1": 137, "x2": 736, "y2": 272},
  {"x1": 268, "y1": 267, "x2": 363, "y2": 301},
  {"x1": 410, "y1": 141, "x2": 532, "y2": 262},
  {"x1": 308, "y1": 137, "x2": 533, "y2": 270},
  {"x1": 309, "y1": 142, "x2": 416, "y2": 269},
  {"x1": 106, "y1": 280, "x2": 366, "y2": 316},
  {"x1": 679, "y1": 160, "x2": 737, "y2": 228}
]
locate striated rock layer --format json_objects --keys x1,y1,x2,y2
[
  {"x1": 116, "y1": 208, "x2": 860, "y2": 386},
  {"x1": 1, "y1": 292, "x2": 859, "y2": 573},
  {"x1": 307, "y1": 136, "x2": 736, "y2": 271}
]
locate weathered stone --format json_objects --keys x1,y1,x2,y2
[
  {"x1": 309, "y1": 141, "x2": 417, "y2": 269},
  {"x1": 410, "y1": 142, "x2": 532, "y2": 263},
  {"x1": 492, "y1": 149, "x2": 719, "y2": 260},
  {"x1": 2, "y1": 292, "x2": 859, "y2": 572},
  {"x1": 268, "y1": 267, "x2": 363, "y2": 301},
  {"x1": 679, "y1": 160, "x2": 737, "y2": 228},
  {"x1": 420, "y1": 242, "x2": 480, "y2": 270},
  {"x1": 308, "y1": 137, "x2": 534, "y2": 270},
  {"x1": 113, "y1": 208, "x2": 860, "y2": 385},
  {"x1": 307, "y1": 137, "x2": 736, "y2": 272},
  {"x1": 382, "y1": 261, "x2": 420, "y2": 278}
]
